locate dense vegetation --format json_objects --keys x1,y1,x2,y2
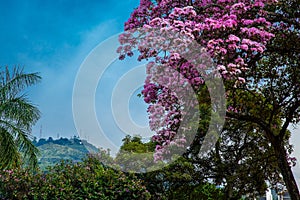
[
  {"x1": 24, "y1": 135, "x2": 281, "y2": 199},
  {"x1": 0, "y1": 136, "x2": 228, "y2": 200},
  {"x1": 0, "y1": 156, "x2": 151, "y2": 200},
  {"x1": 0, "y1": 133, "x2": 287, "y2": 199}
]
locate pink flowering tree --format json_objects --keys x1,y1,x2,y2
[{"x1": 118, "y1": 0, "x2": 300, "y2": 198}]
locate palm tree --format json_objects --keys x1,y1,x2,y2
[{"x1": 0, "y1": 66, "x2": 41, "y2": 170}]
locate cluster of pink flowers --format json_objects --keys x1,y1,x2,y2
[{"x1": 118, "y1": 0, "x2": 277, "y2": 161}]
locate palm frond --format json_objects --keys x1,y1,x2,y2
[
  {"x1": 0, "y1": 66, "x2": 41, "y2": 170},
  {"x1": 16, "y1": 129, "x2": 39, "y2": 169},
  {"x1": 0, "y1": 95, "x2": 40, "y2": 129},
  {"x1": 0, "y1": 127, "x2": 20, "y2": 169},
  {"x1": 0, "y1": 66, "x2": 41, "y2": 99}
]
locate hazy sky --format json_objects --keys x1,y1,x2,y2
[
  {"x1": 0, "y1": 0, "x2": 299, "y2": 185},
  {"x1": 0, "y1": 0, "x2": 141, "y2": 140}
]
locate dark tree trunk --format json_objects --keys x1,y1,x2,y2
[
  {"x1": 224, "y1": 181, "x2": 241, "y2": 200},
  {"x1": 272, "y1": 138, "x2": 300, "y2": 200}
]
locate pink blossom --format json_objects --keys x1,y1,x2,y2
[
  {"x1": 238, "y1": 77, "x2": 246, "y2": 83},
  {"x1": 118, "y1": 0, "x2": 277, "y2": 161},
  {"x1": 228, "y1": 44, "x2": 237, "y2": 51},
  {"x1": 227, "y1": 34, "x2": 240, "y2": 42},
  {"x1": 242, "y1": 19, "x2": 254, "y2": 26},
  {"x1": 240, "y1": 44, "x2": 249, "y2": 51},
  {"x1": 217, "y1": 65, "x2": 226, "y2": 71}
]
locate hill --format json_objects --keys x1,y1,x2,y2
[{"x1": 34, "y1": 136, "x2": 99, "y2": 171}]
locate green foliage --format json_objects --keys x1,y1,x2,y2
[
  {"x1": 116, "y1": 128, "x2": 281, "y2": 199},
  {"x1": 0, "y1": 156, "x2": 151, "y2": 200},
  {"x1": 116, "y1": 137, "x2": 225, "y2": 199},
  {"x1": 120, "y1": 135, "x2": 155, "y2": 153},
  {"x1": 167, "y1": 183, "x2": 225, "y2": 200},
  {"x1": 37, "y1": 143, "x2": 87, "y2": 171},
  {"x1": 115, "y1": 135, "x2": 157, "y2": 172},
  {"x1": 0, "y1": 66, "x2": 41, "y2": 170}
]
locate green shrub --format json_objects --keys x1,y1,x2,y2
[
  {"x1": 165, "y1": 183, "x2": 225, "y2": 200},
  {"x1": 0, "y1": 156, "x2": 150, "y2": 200}
]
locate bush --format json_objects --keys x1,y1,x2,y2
[
  {"x1": 166, "y1": 183, "x2": 225, "y2": 200},
  {"x1": 0, "y1": 156, "x2": 151, "y2": 200}
]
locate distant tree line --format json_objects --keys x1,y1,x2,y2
[{"x1": 33, "y1": 136, "x2": 83, "y2": 147}]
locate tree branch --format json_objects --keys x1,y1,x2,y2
[
  {"x1": 279, "y1": 101, "x2": 300, "y2": 138},
  {"x1": 226, "y1": 111, "x2": 273, "y2": 137}
]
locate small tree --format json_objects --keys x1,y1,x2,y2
[{"x1": 0, "y1": 66, "x2": 41, "y2": 170}]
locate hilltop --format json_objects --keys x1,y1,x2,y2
[{"x1": 33, "y1": 136, "x2": 99, "y2": 171}]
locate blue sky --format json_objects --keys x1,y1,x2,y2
[{"x1": 0, "y1": 0, "x2": 146, "y2": 142}]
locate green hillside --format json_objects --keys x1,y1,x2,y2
[{"x1": 34, "y1": 137, "x2": 99, "y2": 171}]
